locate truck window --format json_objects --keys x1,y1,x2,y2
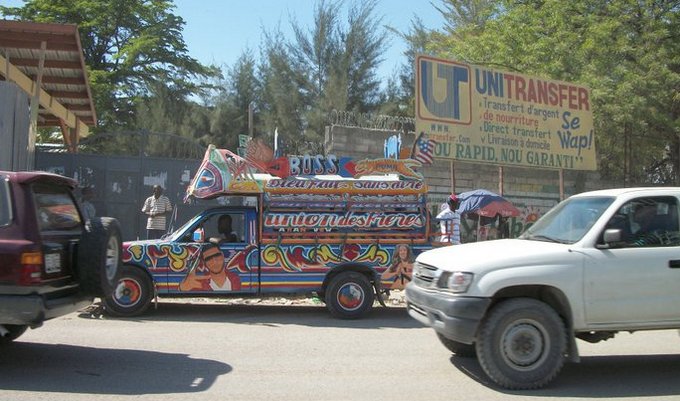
[
  {"x1": 0, "y1": 178, "x2": 10, "y2": 226},
  {"x1": 522, "y1": 196, "x2": 613, "y2": 244},
  {"x1": 33, "y1": 183, "x2": 82, "y2": 231},
  {"x1": 604, "y1": 196, "x2": 679, "y2": 247},
  {"x1": 203, "y1": 213, "x2": 245, "y2": 243}
]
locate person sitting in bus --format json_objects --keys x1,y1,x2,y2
[{"x1": 209, "y1": 214, "x2": 238, "y2": 244}]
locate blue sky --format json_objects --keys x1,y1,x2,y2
[{"x1": 173, "y1": 0, "x2": 445, "y2": 81}]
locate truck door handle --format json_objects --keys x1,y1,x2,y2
[{"x1": 669, "y1": 260, "x2": 680, "y2": 268}]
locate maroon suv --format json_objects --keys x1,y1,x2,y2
[{"x1": 0, "y1": 171, "x2": 122, "y2": 345}]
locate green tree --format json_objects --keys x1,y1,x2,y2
[
  {"x1": 286, "y1": 0, "x2": 344, "y2": 152},
  {"x1": 208, "y1": 50, "x2": 261, "y2": 150},
  {"x1": 1, "y1": 0, "x2": 219, "y2": 132},
  {"x1": 340, "y1": 1, "x2": 386, "y2": 111},
  {"x1": 260, "y1": 0, "x2": 388, "y2": 154},
  {"x1": 134, "y1": 82, "x2": 211, "y2": 140},
  {"x1": 434, "y1": 0, "x2": 499, "y2": 33},
  {"x1": 259, "y1": 28, "x2": 306, "y2": 154}
]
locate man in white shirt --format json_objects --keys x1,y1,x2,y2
[
  {"x1": 141, "y1": 185, "x2": 172, "y2": 240},
  {"x1": 436, "y1": 194, "x2": 461, "y2": 244}
]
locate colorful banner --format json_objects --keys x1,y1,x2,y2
[
  {"x1": 263, "y1": 211, "x2": 425, "y2": 233},
  {"x1": 264, "y1": 179, "x2": 426, "y2": 195},
  {"x1": 416, "y1": 55, "x2": 596, "y2": 170},
  {"x1": 185, "y1": 145, "x2": 426, "y2": 201},
  {"x1": 341, "y1": 158, "x2": 423, "y2": 180},
  {"x1": 184, "y1": 145, "x2": 264, "y2": 201}
]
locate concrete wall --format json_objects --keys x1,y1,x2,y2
[{"x1": 326, "y1": 125, "x2": 624, "y2": 241}]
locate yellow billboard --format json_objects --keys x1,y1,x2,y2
[{"x1": 415, "y1": 55, "x2": 596, "y2": 170}]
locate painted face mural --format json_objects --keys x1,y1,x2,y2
[{"x1": 380, "y1": 244, "x2": 414, "y2": 290}]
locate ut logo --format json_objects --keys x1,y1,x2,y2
[{"x1": 417, "y1": 56, "x2": 471, "y2": 125}]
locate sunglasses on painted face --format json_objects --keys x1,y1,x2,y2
[{"x1": 203, "y1": 251, "x2": 223, "y2": 262}]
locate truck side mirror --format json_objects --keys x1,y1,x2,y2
[
  {"x1": 603, "y1": 228, "x2": 621, "y2": 243},
  {"x1": 597, "y1": 228, "x2": 622, "y2": 249}
]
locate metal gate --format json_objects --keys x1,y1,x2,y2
[{"x1": 35, "y1": 131, "x2": 220, "y2": 241}]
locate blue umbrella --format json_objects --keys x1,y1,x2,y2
[{"x1": 455, "y1": 189, "x2": 520, "y2": 218}]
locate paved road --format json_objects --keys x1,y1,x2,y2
[{"x1": 1, "y1": 301, "x2": 680, "y2": 401}]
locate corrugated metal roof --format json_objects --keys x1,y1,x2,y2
[{"x1": 0, "y1": 20, "x2": 96, "y2": 132}]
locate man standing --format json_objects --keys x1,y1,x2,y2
[
  {"x1": 436, "y1": 194, "x2": 461, "y2": 244},
  {"x1": 141, "y1": 185, "x2": 172, "y2": 240},
  {"x1": 497, "y1": 214, "x2": 510, "y2": 239},
  {"x1": 80, "y1": 186, "x2": 96, "y2": 222}
]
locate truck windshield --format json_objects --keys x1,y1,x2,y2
[
  {"x1": 520, "y1": 196, "x2": 614, "y2": 244},
  {"x1": 168, "y1": 213, "x2": 204, "y2": 241}
]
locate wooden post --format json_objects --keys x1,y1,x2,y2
[
  {"x1": 27, "y1": 41, "x2": 46, "y2": 168},
  {"x1": 70, "y1": 124, "x2": 80, "y2": 153},
  {"x1": 3, "y1": 49, "x2": 9, "y2": 81},
  {"x1": 450, "y1": 159, "x2": 456, "y2": 193},
  {"x1": 559, "y1": 169, "x2": 565, "y2": 200},
  {"x1": 59, "y1": 119, "x2": 70, "y2": 150}
]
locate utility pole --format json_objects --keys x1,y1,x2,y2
[{"x1": 248, "y1": 102, "x2": 254, "y2": 137}]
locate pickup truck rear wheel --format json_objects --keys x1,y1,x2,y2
[
  {"x1": 476, "y1": 298, "x2": 566, "y2": 390},
  {"x1": 103, "y1": 266, "x2": 153, "y2": 317},
  {"x1": 325, "y1": 271, "x2": 374, "y2": 319},
  {"x1": 436, "y1": 333, "x2": 476, "y2": 357},
  {"x1": 0, "y1": 324, "x2": 28, "y2": 345},
  {"x1": 78, "y1": 217, "x2": 122, "y2": 297}
]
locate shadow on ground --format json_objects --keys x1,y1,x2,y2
[
  {"x1": 79, "y1": 300, "x2": 423, "y2": 330},
  {"x1": 0, "y1": 342, "x2": 231, "y2": 395},
  {"x1": 451, "y1": 353, "x2": 680, "y2": 397}
]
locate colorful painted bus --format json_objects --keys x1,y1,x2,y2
[{"x1": 103, "y1": 145, "x2": 435, "y2": 319}]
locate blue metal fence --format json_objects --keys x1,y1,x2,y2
[{"x1": 36, "y1": 151, "x2": 221, "y2": 241}]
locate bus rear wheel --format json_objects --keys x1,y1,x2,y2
[{"x1": 325, "y1": 272, "x2": 374, "y2": 319}]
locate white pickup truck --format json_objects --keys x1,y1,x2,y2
[{"x1": 405, "y1": 187, "x2": 680, "y2": 389}]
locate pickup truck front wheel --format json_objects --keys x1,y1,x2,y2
[{"x1": 476, "y1": 298, "x2": 566, "y2": 390}]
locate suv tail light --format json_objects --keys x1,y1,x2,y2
[{"x1": 20, "y1": 251, "x2": 43, "y2": 285}]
